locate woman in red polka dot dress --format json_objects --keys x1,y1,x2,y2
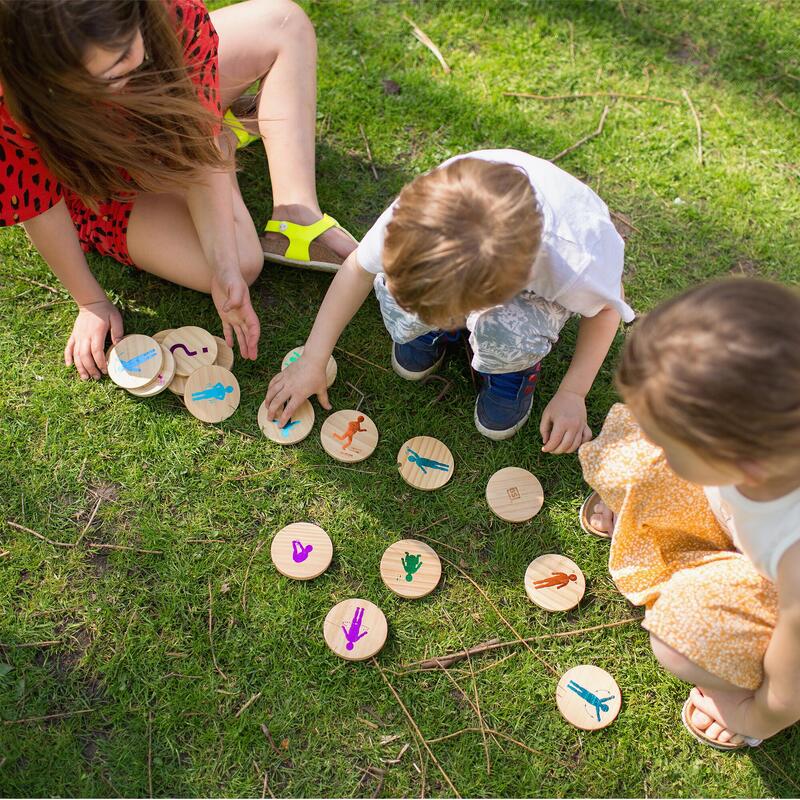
[{"x1": 0, "y1": 0, "x2": 355, "y2": 379}]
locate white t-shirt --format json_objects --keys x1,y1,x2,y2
[
  {"x1": 704, "y1": 484, "x2": 800, "y2": 582},
  {"x1": 356, "y1": 149, "x2": 635, "y2": 322}
]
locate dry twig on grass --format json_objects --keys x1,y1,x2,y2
[
  {"x1": 682, "y1": 88, "x2": 703, "y2": 164},
  {"x1": 74, "y1": 496, "x2": 102, "y2": 547},
  {"x1": 0, "y1": 639, "x2": 60, "y2": 649},
  {"x1": 235, "y1": 691, "x2": 262, "y2": 718},
  {"x1": 4, "y1": 708, "x2": 94, "y2": 725},
  {"x1": 403, "y1": 14, "x2": 451, "y2": 74},
  {"x1": 147, "y1": 711, "x2": 153, "y2": 798},
  {"x1": 504, "y1": 90, "x2": 678, "y2": 104},
  {"x1": 551, "y1": 105, "x2": 610, "y2": 162},
  {"x1": 6, "y1": 520, "x2": 74, "y2": 549},
  {"x1": 334, "y1": 346, "x2": 391, "y2": 373},
  {"x1": 86, "y1": 542, "x2": 162, "y2": 554},
  {"x1": 241, "y1": 540, "x2": 265, "y2": 612},
  {"x1": 359, "y1": 124, "x2": 379, "y2": 181},
  {"x1": 207, "y1": 579, "x2": 229, "y2": 681}
]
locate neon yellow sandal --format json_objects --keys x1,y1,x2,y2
[
  {"x1": 224, "y1": 96, "x2": 260, "y2": 150},
  {"x1": 261, "y1": 214, "x2": 358, "y2": 274}
]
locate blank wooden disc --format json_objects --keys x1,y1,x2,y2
[
  {"x1": 323, "y1": 598, "x2": 387, "y2": 661},
  {"x1": 258, "y1": 399, "x2": 315, "y2": 444},
  {"x1": 281, "y1": 346, "x2": 337, "y2": 388},
  {"x1": 127, "y1": 344, "x2": 176, "y2": 397},
  {"x1": 163, "y1": 326, "x2": 218, "y2": 377},
  {"x1": 213, "y1": 336, "x2": 235, "y2": 370},
  {"x1": 397, "y1": 436, "x2": 454, "y2": 491},
  {"x1": 271, "y1": 523, "x2": 333, "y2": 580},
  {"x1": 320, "y1": 410, "x2": 378, "y2": 463},
  {"x1": 168, "y1": 373, "x2": 188, "y2": 396},
  {"x1": 525, "y1": 554, "x2": 585, "y2": 611},
  {"x1": 556, "y1": 665, "x2": 621, "y2": 731},
  {"x1": 152, "y1": 329, "x2": 175, "y2": 345},
  {"x1": 486, "y1": 467, "x2": 544, "y2": 522},
  {"x1": 380, "y1": 539, "x2": 441, "y2": 599},
  {"x1": 108, "y1": 334, "x2": 163, "y2": 389},
  {"x1": 184, "y1": 366, "x2": 240, "y2": 423}
]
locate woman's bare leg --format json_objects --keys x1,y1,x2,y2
[{"x1": 210, "y1": 0, "x2": 355, "y2": 259}]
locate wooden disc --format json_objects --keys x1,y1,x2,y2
[
  {"x1": 486, "y1": 467, "x2": 544, "y2": 522},
  {"x1": 168, "y1": 372, "x2": 188, "y2": 396},
  {"x1": 525, "y1": 554, "x2": 585, "y2": 611},
  {"x1": 397, "y1": 436, "x2": 453, "y2": 491},
  {"x1": 127, "y1": 344, "x2": 176, "y2": 397},
  {"x1": 556, "y1": 665, "x2": 621, "y2": 730},
  {"x1": 213, "y1": 336, "x2": 235, "y2": 370},
  {"x1": 320, "y1": 410, "x2": 379, "y2": 463},
  {"x1": 152, "y1": 329, "x2": 175, "y2": 345},
  {"x1": 281, "y1": 346, "x2": 337, "y2": 388},
  {"x1": 258, "y1": 399, "x2": 315, "y2": 445},
  {"x1": 184, "y1": 366, "x2": 240, "y2": 423},
  {"x1": 162, "y1": 326, "x2": 218, "y2": 377},
  {"x1": 380, "y1": 539, "x2": 441, "y2": 599},
  {"x1": 323, "y1": 598, "x2": 387, "y2": 661},
  {"x1": 271, "y1": 522, "x2": 333, "y2": 580},
  {"x1": 108, "y1": 334, "x2": 163, "y2": 389}
]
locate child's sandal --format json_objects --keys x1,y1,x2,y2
[
  {"x1": 680, "y1": 699, "x2": 762, "y2": 751},
  {"x1": 261, "y1": 214, "x2": 357, "y2": 274},
  {"x1": 224, "y1": 94, "x2": 260, "y2": 150},
  {"x1": 579, "y1": 490, "x2": 613, "y2": 539}
]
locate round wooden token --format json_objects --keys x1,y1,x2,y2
[
  {"x1": 152, "y1": 329, "x2": 175, "y2": 345},
  {"x1": 258, "y1": 399, "x2": 315, "y2": 445},
  {"x1": 323, "y1": 598, "x2": 387, "y2": 661},
  {"x1": 556, "y1": 665, "x2": 621, "y2": 731},
  {"x1": 183, "y1": 366, "x2": 240, "y2": 423},
  {"x1": 108, "y1": 334, "x2": 163, "y2": 389},
  {"x1": 281, "y1": 346, "x2": 337, "y2": 388},
  {"x1": 168, "y1": 372, "x2": 188, "y2": 396},
  {"x1": 380, "y1": 539, "x2": 441, "y2": 599},
  {"x1": 525, "y1": 554, "x2": 585, "y2": 611},
  {"x1": 127, "y1": 344, "x2": 176, "y2": 397},
  {"x1": 320, "y1": 410, "x2": 378, "y2": 463},
  {"x1": 162, "y1": 326, "x2": 218, "y2": 377},
  {"x1": 397, "y1": 436, "x2": 454, "y2": 491},
  {"x1": 213, "y1": 336, "x2": 235, "y2": 370},
  {"x1": 271, "y1": 522, "x2": 333, "y2": 580},
  {"x1": 486, "y1": 467, "x2": 544, "y2": 522}
]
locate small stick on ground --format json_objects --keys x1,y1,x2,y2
[
  {"x1": 31, "y1": 299, "x2": 71, "y2": 312},
  {"x1": 147, "y1": 711, "x2": 153, "y2": 798},
  {"x1": 186, "y1": 538, "x2": 227, "y2": 544},
  {"x1": 260, "y1": 723, "x2": 290, "y2": 762},
  {"x1": 74, "y1": 496, "x2": 103, "y2": 547},
  {"x1": 207, "y1": 579, "x2": 229, "y2": 681},
  {"x1": 609, "y1": 209, "x2": 643, "y2": 235},
  {"x1": 241, "y1": 540, "x2": 265, "y2": 612},
  {"x1": 4, "y1": 708, "x2": 94, "y2": 725},
  {"x1": 334, "y1": 346, "x2": 391, "y2": 373},
  {"x1": 567, "y1": 21, "x2": 575, "y2": 64},
  {"x1": 6, "y1": 520, "x2": 74, "y2": 549},
  {"x1": 235, "y1": 691, "x2": 262, "y2": 718},
  {"x1": 681, "y1": 88, "x2": 703, "y2": 165},
  {"x1": 551, "y1": 104, "x2": 610, "y2": 162},
  {"x1": 359, "y1": 124, "x2": 379, "y2": 181},
  {"x1": 86, "y1": 542, "x2": 162, "y2": 555},
  {"x1": 345, "y1": 380, "x2": 366, "y2": 411},
  {"x1": 403, "y1": 14, "x2": 451, "y2": 74},
  {"x1": 769, "y1": 94, "x2": 799, "y2": 118},
  {"x1": 14, "y1": 275, "x2": 63, "y2": 294},
  {"x1": 0, "y1": 639, "x2": 60, "y2": 649},
  {"x1": 415, "y1": 532, "x2": 464, "y2": 555},
  {"x1": 504, "y1": 90, "x2": 678, "y2": 104},
  {"x1": 372, "y1": 658, "x2": 461, "y2": 798},
  {"x1": 427, "y1": 726, "x2": 560, "y2": 763}
]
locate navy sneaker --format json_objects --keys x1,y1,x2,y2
[
  {"x1": 474, "y1": 363, "x2": 542, "y2": 440},
  {"x1": 392, "y1": 330, "x2": 461, "y2": 381}
]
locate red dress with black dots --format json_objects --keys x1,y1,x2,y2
[{"x1": 0, "y1": 0, "x2": 222, "y2": 266}]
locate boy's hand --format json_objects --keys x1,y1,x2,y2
[
  {"x1": 540, "y1": 389, "x2": 592, "y2": 454},
  {"x1": 65, "y1": 299, "x2": 124, "y2": 380},
  {"x1": 265, "y1": 357, "x2": 332, "y2": 426}
]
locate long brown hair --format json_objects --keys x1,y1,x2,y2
[
  {"x1": 0, "y1": 0, "x2": 226, "y2": 203},
  {"x1": 617, "y1": 277, "x2": 800, "y2": 463}
]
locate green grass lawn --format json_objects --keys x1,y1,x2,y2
[{"x1": 2, "y1": 0, "x2": 799, "y2": 796}]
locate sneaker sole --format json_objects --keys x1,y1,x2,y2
[
  {"x1": 391, "y1": 346, "x2": 445, "y2": 382},
  {"x1": 473, "y1": 397, "x2": 533, "y2": 441}
]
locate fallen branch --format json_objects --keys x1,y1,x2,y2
[
  {"x1": 504, "y1": 90, "x2": 678, "y2": 105},
  {"x1": 147, "y1": 711, "x2": 153, "y2": 798},
  {"x1": 85, "y1": 542, "x2": 162, "y2": 554},
  {"x1": 14, "y1": 275, "x2": 63, "y2": 295},
  {"x1": 4, "y1": 708, "x2": 94, "y2": 725},
  {"x1": 427, "y1": 726, "x2": 562, "y2": 765},
  {"x1": 403, "y1": 14, "x2": 451, "y2": 74},
  {"x1": 74, "y1": 496, "x2": 102, "y2": 547},
  {"x1": 6, "y1": 520, "x2": 74, "y2": 549},
  {"x1": 551, "y1": 104, "x2": 610, "y2": 162},
  {"x1": 334, "y1": 346, "x2": 391, "y2": 374},
  {"x1": 359, "y1": 124, "x2": 379, "y2": 181},
  {"x1": 372, "y1": 658, "x2": 461, "y2": 798},
  {"x1": 0, "y1": 640, "x2": 60, "y2": 649},
  {"x1": 208, "y1": 579, "x2": 229, "y2": 681},
  {"x1": 235, "y1": 691, "x2": 262, "y2": 718},
  {"x1": 768, "y1": 94, "x2": 799, "y2": 118},
  {"x1": 609, "y1": 209, "x2": 643, "y2": 235},
  {"x1": 185, "y1": 538, "x2": 227, "y2": 544},
  {"x1": 681, "y1": 88, "x2": 703, "y2": 165}
]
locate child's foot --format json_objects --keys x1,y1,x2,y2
[
  {"x1": 270, "y1": 204, "x2": 357, "y2": 263},
  {"x1": 392, "y1": 330, "x2": 459, "y2": 381},
  {"x1": 681, "y1": 697, "x2": 756, "y2": 749},
  {"x1": 474, "y1": 365, "x2": 540, "y2": 441}
]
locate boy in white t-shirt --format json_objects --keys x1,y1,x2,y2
[{"x1": 265, "y1": 150, "x2": 634, "y2": 446}]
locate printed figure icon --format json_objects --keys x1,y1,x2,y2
[
  {"x1": 291, "y1": 540, "x2": 313, "y2": 563},
  {"x1": 401, "y1": 552, "x2": 423, "y2": 582},
  {"x1": 118, "y1": 348, "x2": 158, "y2": 373},
  {"x1": 273, "y1": 418, "x2": 301, "y2": 438},
  {"x1": 406, "y1": 448, "x2": 450, "y2": 475},
  {"x1": 533, "y1": 571, "x2": 578, "y2": 591},
  {"x1": 286, "y1": 350, "x2": 301, "y2": 365},
  {"x1": 567, "y1": 680, "x2": 616, "y2": 723},
  {"x1": 342, "y1": 606, "x2": 369, "y2": 651},
  {"x1": 191, "y1": 382, "x2": 234, "y2": 402},
  {"x1": 333, "y1": 415, "x2": 366, "y2": 450}
]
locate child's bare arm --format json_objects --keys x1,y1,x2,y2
[{"x1": 265, "y1": 252, "x2": 375, "y2": 424}]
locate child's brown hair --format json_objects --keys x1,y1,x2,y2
[
  {"x1": 382, "y1": 158, "x2": 542, "y2": 327},
  {"x1": 617, "y1": 277, "x2": 800, "y2": 463}
]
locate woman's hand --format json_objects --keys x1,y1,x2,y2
[
  {"x1": 540, "y1": 389, "x2": 593, "y2": 453},
  {"x1": 65, "y1": 299, "x2": 124, "y2": 380},
  {"x1": 211, "y1": 267, "x2": 260, "y2": 361},
  {"x1": 265, "y1": 357, "x2": 332, "y2": 426}
]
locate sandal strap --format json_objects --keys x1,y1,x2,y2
[
  {"x1": 264, "y1": 214, "x2": 340, "y2": 262},
  {"x1": 223, "y1": 108, "x2": 259, "y2": 149}
]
